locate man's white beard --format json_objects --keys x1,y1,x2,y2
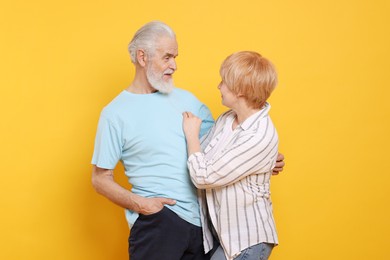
[{"x1": 146, "y1": 64, "x2": 175, "y2": 94}]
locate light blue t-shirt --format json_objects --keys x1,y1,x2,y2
[{"x1": 92, "y1": 88, "x2": 214, "y2": 227}]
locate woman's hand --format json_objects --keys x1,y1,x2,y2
[
  {"x1": 182, "y1": 112, "x2": 202, "y2": 139},
  {"x1": 182, "y1": 112, "x2": 202, "y2": 156}
]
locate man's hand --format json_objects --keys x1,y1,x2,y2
[
  {"x1": 273, "y1": 152, "x2": 285, "y2": 175},
  {"x1": 92, "y1": 166, "x2": 176, "y2": 214},
  {"x1": 136, "y1": 197, "x2": 176, "y2": 215}
]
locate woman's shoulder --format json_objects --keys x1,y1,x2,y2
[
  {"x1": 223, "y1": 109, "x2": 235, "y2": 116},
  {"x1": 215, "y1": 109, "x2": 234, "y2": 123}
]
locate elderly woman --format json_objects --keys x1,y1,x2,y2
[{"x1": 182, "y1": 51, "x2": 280, "y2": 260}]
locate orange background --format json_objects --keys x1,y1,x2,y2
[{"x1": 1, "y1": 0, "x2": 389, "y2": 259}]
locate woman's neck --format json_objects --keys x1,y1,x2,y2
[{"x1": 232, "y1": 104, "x2": 260, "y2": 129}]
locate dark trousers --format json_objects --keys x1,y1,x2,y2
[{"x1": 129, "y1": 207, "x2": 210, "y2": 260}]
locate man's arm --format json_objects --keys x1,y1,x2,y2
[
  {"x1": 91, "y1": 166, "x2": 176, "y2": 215},
  {"x1": 272, "y1": 152, "x2": 285, "y2": 175}
]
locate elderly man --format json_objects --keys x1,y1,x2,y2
[{"x1": 91, "y1": 21, "x2": 285, "y2": 260}]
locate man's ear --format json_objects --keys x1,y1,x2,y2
[{"x1": 136, "y1": 49, "x2": 147, "y2": 67}]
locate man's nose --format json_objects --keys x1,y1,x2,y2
[{"x1": 170, "y1": 59, "x2": 177, "y2": 71}]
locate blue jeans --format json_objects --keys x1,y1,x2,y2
[{"x1": 211, "y1": 243, "x2": 274, "y2": 260}]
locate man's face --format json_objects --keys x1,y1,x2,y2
[{"x1": 146, "y1": 36, "x2": 178, "y2": 93}]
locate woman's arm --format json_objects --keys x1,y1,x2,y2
[
  {"x1": 182, "y1": 111, "x2": 202, "y2": 155},
  {"x1": 183, "y1": 112, "x2": 278, "y2": 189}
]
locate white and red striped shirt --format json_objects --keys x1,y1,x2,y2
[{"x1": 187, "y1": 103, "x2": 279, "y2": 260}]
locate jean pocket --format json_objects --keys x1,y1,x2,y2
[{"x1": 138, "y1": 206, "x2": 166, "y2": 220}]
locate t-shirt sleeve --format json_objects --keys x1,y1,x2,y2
[
  {"x1": 91, "y1": 112, "x2": 122, "y2": 169},
  {"x1": 198, "y1": 104, "x2": 214, "y2": 138}
]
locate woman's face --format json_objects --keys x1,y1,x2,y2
[{"x1": 218, "y1": 81, "x2": 238, "y2": 108}]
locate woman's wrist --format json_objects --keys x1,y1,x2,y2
[{"x1": 186, "y1": 135, "x2": 201, "y2": 156}]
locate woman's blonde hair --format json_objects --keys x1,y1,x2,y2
[{"x1": 220, "y1": 51, "x2": 278, "y2": 109}]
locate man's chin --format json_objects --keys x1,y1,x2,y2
[
  {"x1": 158, "y1": 87, "x2": 174, "y2": 94},
  {"x1": 153, "y1": 83, "x2": 174, "y2": 94}
]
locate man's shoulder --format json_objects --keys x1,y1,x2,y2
[
  {"x1": 172, "y1": 87, "x2": 205, "y2": 106},
  {"x1": 172, "y1": 87, "x2": 196, "y2": 98},
  {"x1": 100, "y1": 91, "x2": 129, "y2": 118}
]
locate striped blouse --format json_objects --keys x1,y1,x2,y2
[{"x1": 187, "y1": 103, "x2": 279, "y2": 260}]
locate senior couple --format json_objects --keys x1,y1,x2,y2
[{"x1": 91, "y1": 21, "x2": 284, "y2": 260}]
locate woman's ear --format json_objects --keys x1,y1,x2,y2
[{"x1": 136, "y1": 49, "x2": 147, "y2": 67}]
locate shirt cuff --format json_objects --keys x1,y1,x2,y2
[{"x1": 188, "y1": 152, "x2": 203, "y2": 163}]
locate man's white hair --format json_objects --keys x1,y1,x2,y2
[{"x1": 128, "y1": 21, "x2": 176, "y2": 64}]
